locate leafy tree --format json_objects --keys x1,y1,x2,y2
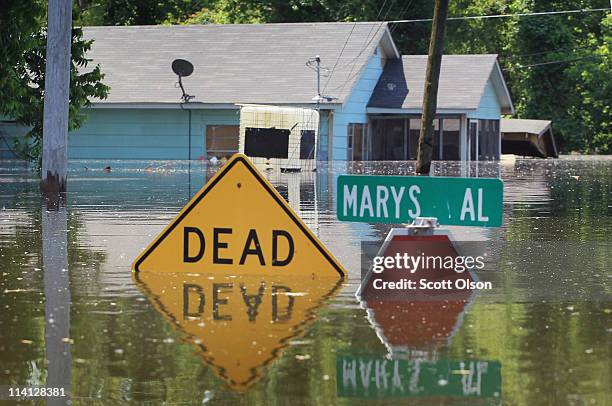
[
  {"x1": 563, "y1": 14, "x2": 611, "y2": 153},
  {"x1": 78, "y1": 0, "x2": 208, "y2": 25},
  {"x1": 508, "y1": 0, "x2": 606, "y2": 152},
  {"x1": 445, "y1": 0, "x2": 610, "y2": 152},
  {"x1": 0, "y1": 0, "x2": 109, "y2": 164}
]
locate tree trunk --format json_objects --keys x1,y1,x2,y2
[
  {"x1": 41, "y1": 0, "x2": 72, "y2": 194},
  {"x1": 416, "y1": 0, "x2": 449, "y2": 175}
]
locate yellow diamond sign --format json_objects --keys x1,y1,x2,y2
[{"x1": 132, "y1": 154, "x2": 345, "y2": 278}]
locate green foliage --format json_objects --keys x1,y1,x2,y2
[
  {"x1": 77, "y1": 0, "x2": 208, "y2": 25},
  {"x1": 564, "y1": 14, "x2": 611, "y2": 153},
  {"x1": 506, "y1": 1, "x2": 609, "y2": 152},
  {"x1": 0, "y1": 0, "x2": 109, "y2": 164}
]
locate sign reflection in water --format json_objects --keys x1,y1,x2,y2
[
  {"x1": 337, "y1": 356, "x2": 501, "y2": 399},
  {"x1": 345, "y1": 230, "x2": 502, "y2": 401},
  {"x1": 135, "y1": 272, "x2": 342, "y2": 391}
]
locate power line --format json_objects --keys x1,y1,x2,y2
[
  {"x1": 321, "y1": 22, "x2": 356, "y2": 94},
  {"x1": 387, "y1": 7, "x2": 609, "y2": 24},
  {"x1": 336, "y1": 0, "x2": 402, "y2": 97},
  {"x1": 323, "y1": 0, "x2": 390, "y2": 94},
  {"x1": 499, "y1": 44, "x2": 603, "y2": 60},
  {"x1": 390, "y1": 0, "x2": 415, "y2": 34},
  {"x1": 342, "y1": 0, "x2": 394, "y2": 78},
  {"x1": 512, "y1": 54, "x2": 607, "y2": 68}
]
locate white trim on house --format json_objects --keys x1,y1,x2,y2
[
  {"x1": 366, "y1": 107, "x2": 474, "y2": 115},
  {"x1": 89, "y1": 102, "x2": 342, "y2": 110},
  {"x1": 460, "y1": 114, "x2": 468, "y2": 161},
  {"x1": 490, "y1": 61, "x2": 514, "y2": 115},
  {"x1": 90, "y1": 103, "x2": 238, "y2": 109},
  {"x1": 380, "y1": 26, "x2": 401, "y2": 59}
]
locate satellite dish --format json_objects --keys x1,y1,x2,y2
[{"x1": 172, "y1": 59, "x2": 194, "y2": 77}]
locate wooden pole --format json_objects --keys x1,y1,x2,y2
[
  {"x1": 415, "y1": 0, "x2": 449, "y2": 175},
  {"x1": 41, "y1": 0, "x2": 72, "y2": 194}
]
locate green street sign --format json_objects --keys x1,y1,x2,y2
[
  {"x1": 337, "y1": 356, "x2": 502, "y2": 399},
  {"x1": 337, "y1": 175, "x2": 503, "y2": 227}
]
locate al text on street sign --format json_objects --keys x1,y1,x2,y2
[
  {"x1": 133, "y1": 154, "x2": 345, "y2": 277},
  {"x1": 337, "y1": 175, "x2": 503, "y2": 227}
]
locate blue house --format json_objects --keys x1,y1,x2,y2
[{"x1": 1, "y1": 22, "x2": 514, "y2": 162}]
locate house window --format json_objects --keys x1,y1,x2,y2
[
  {"x1": 347, "y1": 123, "x2": 367, "y2": 161},
  {"x1": 431, "y1": 119, "x2": 441, "y2": 160},
  {"x1": 478, "y1": 119, "x2": 500, "y2": 160},
  {"x1": 206, "y1": 125, "x2": 239, "y2": 159},
  {"x1": 440, "y1": 118, "x2": 460, "y2": 160},
  {"x1": 408, "y1": 118, "x2": 420, "y2": 160},
  {"x1": 369, "y1": 117, "x2": 461, "y2": 161},
  {"x1": 469, "y1": 120, "x2": 478, "y2": 161},
  {"x1": 370, "y1": 118, "x2": 409, "y2": 160}
]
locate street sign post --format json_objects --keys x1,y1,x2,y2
[
  {"x1": 337, "y1": 175, "x2": 503, "y2": 227},
  {"x1": 133, "y1": 154, "x2": 345, "y2": 277}
]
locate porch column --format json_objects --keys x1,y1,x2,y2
[{"x1": 459, "y1": 114, "x2": 468, "y2": 161}]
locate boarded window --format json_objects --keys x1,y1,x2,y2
[
  {"x1": 299, "y1": 130, "x2": 316, "y2": 159},
  {"x1": 244, "y1": 127, "x2": 290, "y2": 159},
  {"x1": 206, "y1": 125, "x2": 239, "y2": 159}
]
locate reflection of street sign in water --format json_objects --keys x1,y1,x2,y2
[
  {"x1": 359, "y1": 229, "x2": 477, "y2": 352},
  {"x1": 351, "y1": 231, "x2": 499, "y2": 400},
  {"x1": 135, "y1": 272, "x2": 342, "y2": 390},
  {"x1": 337, "y1": 355, "x2": 501, "y2": 399},
  {"x1": 133, "y1": 154, "x2": 345, "y2": 278},
  {"x1": 337, "y1": 175, "x2": 503, "y2": 227}
]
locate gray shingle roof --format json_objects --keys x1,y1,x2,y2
[
  {"x1": 368, "y1": 54, "x2": 508, "y2": 112},
  {"x1": 82, "y1": 22, "x2": 392, "y2": 105},
  {"x1": 501, "y1": 118, "x2": 551, "y2": 135}
]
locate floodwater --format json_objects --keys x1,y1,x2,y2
[{"x1": 0, "y1": 157, "x2": 610, "y2": 405}]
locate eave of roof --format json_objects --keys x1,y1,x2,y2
[{"x1": 501, "y1": 118, "x2": 552, "y2": 135}]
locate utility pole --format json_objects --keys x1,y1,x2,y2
[
  {"x1": 416, "y1": 0, "x2": 449, "y2": 175},
  {"x1": 41, "y1": 0, "x2": 72, "y2": 194}
]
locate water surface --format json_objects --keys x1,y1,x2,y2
[{"x1": 0, "y1": 157, "x2": 610, "y2": 405}]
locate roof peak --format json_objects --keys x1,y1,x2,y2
[{"x1": 83, "y1": 21, "x2": 388, "y2": 29}]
